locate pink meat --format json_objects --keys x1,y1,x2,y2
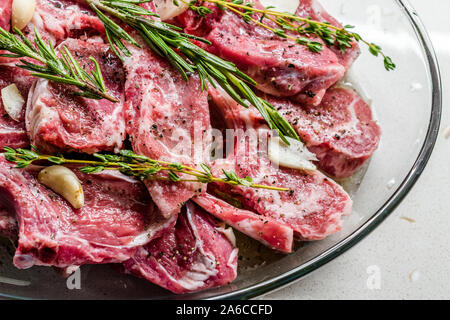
[
  {"x1": 176, "y1": 0, "x2": 345, "y2": 106},
  {"x1": 26, "y1": 38, "x2": 126, "y2": 154},
  {"x1": 213, "y1": 145, "x2": 352, "y2": 240},
  {"x1": 22, "y1": 0, "x2": 105, "y2": 44},
  {"x1": 123, "y1": 42, "x2": 211, "y2": 218},
  {"x1": 123, "y1": 201, "x2": 238, "y2": 294},
  {"x1": 208, "y1": 88, "x2": 352, "y2": 240},
  {"x1": 0, "y1": 156, "x2": 175, "y2": 269},
  {"x1": 269, "y1": 87, "x2": 381, "y2": 178},
  {"x1": 296, "y1": 0, "x2": 360, "y2": 70},
  {"x1": 194, "y1": 193, "x2": 293, "y2": 253},
  {"x1": 210, "y1": 84, "x2": 380, "y2": 178},
  {"x1": 0, "y1": 65, "x2": 33, "y2": 149},
  {"x1": 0, "y1": 0, "x2": 12, "y2": 30}
]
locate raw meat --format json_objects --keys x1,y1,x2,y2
[
  {"x1": 123, "y1": 42, "x2": 211, "y2": 218},
  {"x1": 210, "y1": 84, "x2": 380, "y2": 178},
  {"x1": 212, "y1": 143, "x2": 352, "y2": 240},
  {"x1": 26, "y1": 38, "x2": 126, "y2": 154},
  {"x1": 176, "y1": 0, "x2": 345, "y2": 106},
  {"x1": 269, "y1": 87, "x2": 381, "y2": 178},
  {"x1": 0, "y1": 65, "x2": 33, "y2": 149},
  {"x1": 295, "y1": 0, "x2": 360, "y2": 69},
  {"x1": 0, "y1": 156, "x2": 175, "y2": 269},
  {"x1": 0, "y1": 0, "x2": 12, "y2": 30},
  {"x1": 23, "y1": 0, "x2": 105, "y2": 44},
  {"x1": 194, "y1": 193, "x2": 294, "y2": 253},
  {"x1": 123, "y1": 201, "x2": 238, "y2": 294},
  {"x1": 208, "y1": 88, "x2": 352, "y2": 240}
]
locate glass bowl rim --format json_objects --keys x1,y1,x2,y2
[{"x1": 209, "y1": 0, "x2": 443, "y2": 300}]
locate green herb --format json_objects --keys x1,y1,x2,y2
[
  {"x1": 0, "y1": 27, "x2": 118, "y2": 102},
  {"x1": 85, "y1": 0, "x2": 299, "y2": 144},
  {"x1": 186, "y1": 0, "x2": 396, "y2": 71},
  {"x1": 3, "y1": 147, "x2": 289, "y2": 192},
  {"x1": 187, "y1": 0, "x2": 213, "y2": 17}
]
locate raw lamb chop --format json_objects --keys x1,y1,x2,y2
[
  {"x1": 0, "y1": 156, "x2": 175, "y2": 269},
  {"x1": 210, "y1": 85, "x2": 380, "y2": 178},
  {"x1": 123, "y1": 201, "x2": 238, "y2": 294},
  {"x1": 123, "y1": 42, "x2": 211, "y2": 218},
  {"x1": 268, "y1": 87, "x2": 381, "y2": 178},
  {"x1": 176, "y1": 0, "x2": 346, "y2": 106},
  {"x1": 208, "y1": 87, "x2": 352, "y2": 240},
  {"x1": 0, "y1": 205, "x2": 17, "y2": 242},
  {"x1": 26, "y1": 37, "x2": 126, "y2": 154}
]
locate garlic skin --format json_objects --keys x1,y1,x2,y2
[
  {"x1": 38, "y1": 166, "x2": 85, "y2": 209},
  {"x1": 1, "y1": 84, "x2": 25, "y2": 122},
  {"x1": 268, "y1": 136, "x2": 318, "y2": 171},
  {"x1": 11, "y1": 0, "x2": 36, "y2": 30},
  {"x1": 154, "y1": 0, "x2": 189, "y2": 21}
]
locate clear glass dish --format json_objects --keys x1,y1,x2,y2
[{"x1": 0, "y1": 0, "x2": 441, "y2": 299}]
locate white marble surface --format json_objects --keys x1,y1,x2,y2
[{"x1": 262, "y1": 0, "x2": 450, "y2": 300}]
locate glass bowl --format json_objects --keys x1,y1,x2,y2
[{"x1": 0, "y1": 0, "x2": 441, "y2": 299}]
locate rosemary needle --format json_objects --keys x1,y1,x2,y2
[
  {"x1": 3, "y1": 147, "x2": 290, "y2": 192},
  {"x1": 0, "y1": 26, "x2": 118, "y2": 102}
]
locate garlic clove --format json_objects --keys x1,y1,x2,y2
[
  {"x1": 38, "y1": 166, "x2": 85, "y2": 209},
  {"x1": 1, "y1": 84, "x2": 25, "y2": 122},
  {"x1": 154, "y1": 0, "x2": 189, "y2": 21},
  {"x1": 12, "y1": 0, "x2": 36, "y2": 30},
  {"x1": 268, "y1": 136, "x2": 318, "y2": 171}
]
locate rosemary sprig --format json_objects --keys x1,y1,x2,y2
[
  {"x1": 85, "y1": 0, "x2": 299, "y2": 144},
  {"x1": 187, "y1": 0, "x2": 396, "y2": 71},
  {"x1": 3, "y1": 147, "x2": 290, "y2": 192},
  {"x1": 0, "y1": 27, "x2": 118, "y2": 102}
]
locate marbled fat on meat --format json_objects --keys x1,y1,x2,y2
[
  {"x1": 0, "y1": 156, "x2": 175, "y2": 269},
  {"x1": 272, "y1": 87, "x2": 381, "y2": 178},
  {"x1": 208, "y1": 88, "x2": 352, "y2": 240},
  {"x1": 209, "y1": 85, "x2": 381, "y2": 179},
  {"x1": 26, "y1": 38, "x2": 126, "y2": 153},
  {"x1": 123, "y1": 43, "x2": 212, "y2": 218},
  {"x1": 0, "y1": 0, "x2": 12, "y2": 31},
  {"x1": 176, "y1": 0, "x2": 350, "y2": 106},
  {"x1": 123, "y1": 201, "x2": 238, "y2": 294}
]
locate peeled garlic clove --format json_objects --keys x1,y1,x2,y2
[
  {"x1": 268, "y1": 136, "x2": 318, "y2": 171},
  {"x1": 1, "y1": 84, "x2": 24, "y2": 122},
  {"x1": 154, "y1": 0, "x2": 189, "y2": 21},
  {"x1": 12, "y1": 0, "x2": 36, "y2": 30},
  {"x1": 38, "y1": 166, "x2": 85, "y2": 209}
]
